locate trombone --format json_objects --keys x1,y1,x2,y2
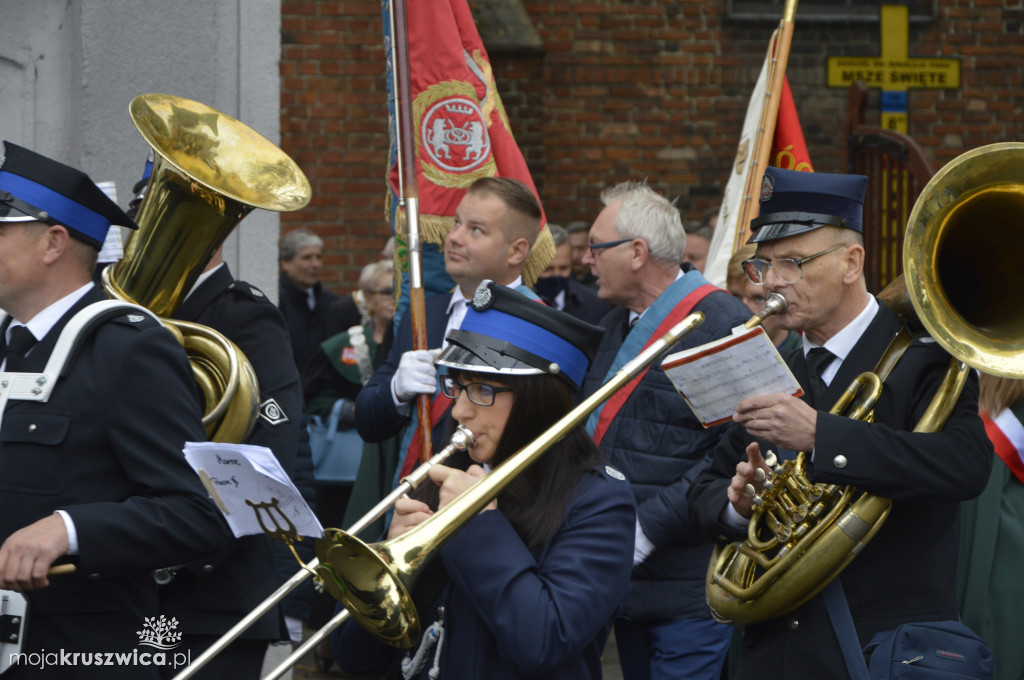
[
  {"x1": 261, "y1": 310, "x2": 707, "y2": 679},
  {"x1": 175, "y1": 309, "x2": 707, "y2": 680}
]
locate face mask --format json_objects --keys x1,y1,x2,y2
[{"x1": 535, "y1": 275, "x2": 569, "y2": 299}]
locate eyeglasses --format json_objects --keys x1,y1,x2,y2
[
  {"x1": 441, "y1": 376, "x2": 512, "y2": 407},
  {"x1": 364, "y1": 287, "x2": 394, "y2": 296},
  {"x1": 742, "y1": 244, "x2": 848, "y2": 285},
  {"x1": 587, "y1": 238, "x2": 631, "y2": 257}
]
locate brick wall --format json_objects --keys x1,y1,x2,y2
[{"x1": 280, "y1": 0, "x2": 1024, "y2": 295}]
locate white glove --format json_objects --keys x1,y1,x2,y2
[
  {"x1": 633, "y1": 518, "x2": 655, "y2": 566},
  {"x1": 391, "y1": 349, "x2": 442, "y2": 403}
]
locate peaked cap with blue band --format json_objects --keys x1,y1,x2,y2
[
  {"x1": 0, "y1": 141, "x2": 138, "y2": 249},
  {"x1": 747, "y1": 166, "x2": 868, "y2": 244},
  {"x1": 436, "y1": 280, "x2": 604, "y2": 390}
]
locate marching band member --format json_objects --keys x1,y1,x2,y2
[
  {"x1": 0, "y1": 142, "x2": 229, "y2": 679},
  {"x1": 332, "y1": 280, "x2": 636, "y2": 680},
  {"x1": 688, "y1": 167, "x2": 992, "y2": 679}
]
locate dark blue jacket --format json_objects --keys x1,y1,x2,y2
[
  {"x1": 332, "y1": 465, "x2": 636, "y2": 680},
  {"x1": 355, "y1": 293, "x2": 453, "y2": 450},
  {"x1": 581, "y1": 281, "x2": 751, "y2": 621}
]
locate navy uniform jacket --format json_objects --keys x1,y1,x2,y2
[
  {"x1": 355, "y1": 293, "x2": 452, "y2": 451},
  {"x1": 161, "y1": 265, "x2": 304, "y2": 640},
  {"x1": 687, "y1": 301, "x2": 993, "y2": 680},
  {"x1": 332, "y1": 465, "x2": 636, "y2": 680},
  {"x1": 0, "y1": 286, "x2": 230, "y2": 680}
]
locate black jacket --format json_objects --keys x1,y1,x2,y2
[
  {"x1": 687, "y1": 300, "x2": 993, "y2": 680},
  {"x1": 161, "y1": 265, "x2": 304, "y2": 640},
  {"x1": 0, "y1": 286, "x2": 230, "y2": 679},
  {"x1": 278, "y1": 271, "x2": 341, "y2": 382}
]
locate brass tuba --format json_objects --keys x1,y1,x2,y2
[
  {"x1": 103, "y1": 94, "x2": 311, "y2": 442},
  {"x1": 706, "y1": 142, "x2": 1024, "y2": 625}
]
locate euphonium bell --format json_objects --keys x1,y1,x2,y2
[{"x1": 104, "y1": 93, "x2": 312, "y2": 442}]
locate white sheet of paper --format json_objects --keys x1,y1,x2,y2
[
  {"x1": 182, "y1": 441, "x2": 324, "y2": 539},
  {"x1": 662, "y1": 326, "x2": 802, "y2": 427}
]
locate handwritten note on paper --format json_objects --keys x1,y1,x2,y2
[
  {"x1": 661, "y1": 326, "x2": 803, "y2": 427},
  {"x1": 182, "y1": 442, "x2": 324, "y2": 540}
]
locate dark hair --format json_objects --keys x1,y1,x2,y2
[{"x1": 413, "y1": 369, "x2": 604, "y2": 549}]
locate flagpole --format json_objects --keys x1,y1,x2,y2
[
  {"x1": 392, "y1": 0, "x2": 433, "y2": 463},
  {"x1": 733, "y1": 0, "x2": 799, "y2": 251}
]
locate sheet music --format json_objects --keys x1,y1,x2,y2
[
  {"x1": 182, "y1": 442, "x2": 324, "y2": 539},
  {"x1": 662, "y1": 326, "x2": 803, "y2": 427}
]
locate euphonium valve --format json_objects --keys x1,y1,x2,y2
[{"x1": 105, "y1": 94, "x2": 312, "y2": 442}]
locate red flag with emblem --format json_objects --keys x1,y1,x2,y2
[{"x1": 388, "y1": 0, "x2": 552, "y2": 293}]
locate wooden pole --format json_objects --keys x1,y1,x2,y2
[{"x1": 392, "y1": 0, "x2": 433, "y2": 463}]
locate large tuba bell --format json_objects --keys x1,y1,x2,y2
[
  {"x1": 103, "y1": 94, "x2": 311, "y2": 443},
  {"x1": 706, "y1": 142, "x2": 1024, "y2": 625}
]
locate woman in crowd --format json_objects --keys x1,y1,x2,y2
[{"x1": 331, "y1": 280, "x2": 636, "y2": 680}]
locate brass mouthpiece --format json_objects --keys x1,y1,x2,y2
[{"x1": 744, "y1": 293, "x2": 789, "y2": 329}]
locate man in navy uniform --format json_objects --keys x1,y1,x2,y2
[
  {"x1": 0, "y1": 141, "x2": 230, "y2": 678},
  {"x1": 120, "y1": 160, "x2": 313, "y2": 677},
  {"x1": 356, "y1": 177, "x2": 543, "y2": 480},
  {"x1": 161, "y1": 246, "x2": 309, "y2": 678},
  {"x1": 687, "y1": 167, "x2": 992, "y2": 679}
]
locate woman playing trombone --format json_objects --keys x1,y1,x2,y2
[{"x1": 331, "y1": 280, "x2": 636, "y2": 679}]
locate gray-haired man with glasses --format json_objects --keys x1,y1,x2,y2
[
  {"x1": 688, "y1": 166, "x2": 992, "y2": 680},
  {"x1": 578, "y1": 181, "x2": 751, "y2": 680}
]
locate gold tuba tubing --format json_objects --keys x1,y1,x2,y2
[
  {"x1": 104, "y1": 94, "x2": 311, "y2": 442},
  {"x1": 706, "y1": 142, "x2": 1024, "y2": 625},
  {"x1": 313, "y1": 312, "x2": 707, "y2": 648}
]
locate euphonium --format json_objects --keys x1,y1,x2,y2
[
  {"x1": 706, "y1": 142, "x2": 1024, "y2": 625},
  {"x1": 103, "y1": 94, "x2": 311, "y2": 442}
]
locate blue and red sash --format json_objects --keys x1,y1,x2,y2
[{"x1": 586, "y1": 273, "x2": 717, "y2": 445}]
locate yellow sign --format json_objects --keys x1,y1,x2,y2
[{"x1": 827, "y1": 5, "x2": 960, "y2": 133}]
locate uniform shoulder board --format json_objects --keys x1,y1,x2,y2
[
  {"x1": 602, "y1": 465, "x2": 627, "y2": 481},
  {"x1": 107, "y1": 310, "x2": 160, "y2": 329}
]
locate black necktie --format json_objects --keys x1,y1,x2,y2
[
  {"x1": 3, "y1": 325, "x2": 38, "y2": 370},
  {"x1": 805, "y1": 347, "x2": 835, "y2": 406},
  {"x1": 622, "y1": 315, "x2": 637, "y2": 340}
]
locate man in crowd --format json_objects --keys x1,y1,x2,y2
[
  {"x1": 726, "y1": 243, "x2": 801, "y2": 352},
  {"x1": 278, "y1": 228, "x2": 342, "y2": 378},
  {"x1": 687, "y1": 167, "x2": 993, "y2": 679},
  {"x1": 567, "y1": 219, "x2": 598, "y2": 288},
  {"x1": 0, "y1": 141, "x2": 230, "y2": 679},
  {"x1": 356, "y1": 176, "x2": 541, "y2": 475},
  {"x1": 536, "y1": 223, "x2": 609, "y2": 325},
  {"x1": 579, "y1": 181, "x2": 751, "y2": 680},
  {"x1": 682, "y1": 219, "x2": 713, "y2": 273}
]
